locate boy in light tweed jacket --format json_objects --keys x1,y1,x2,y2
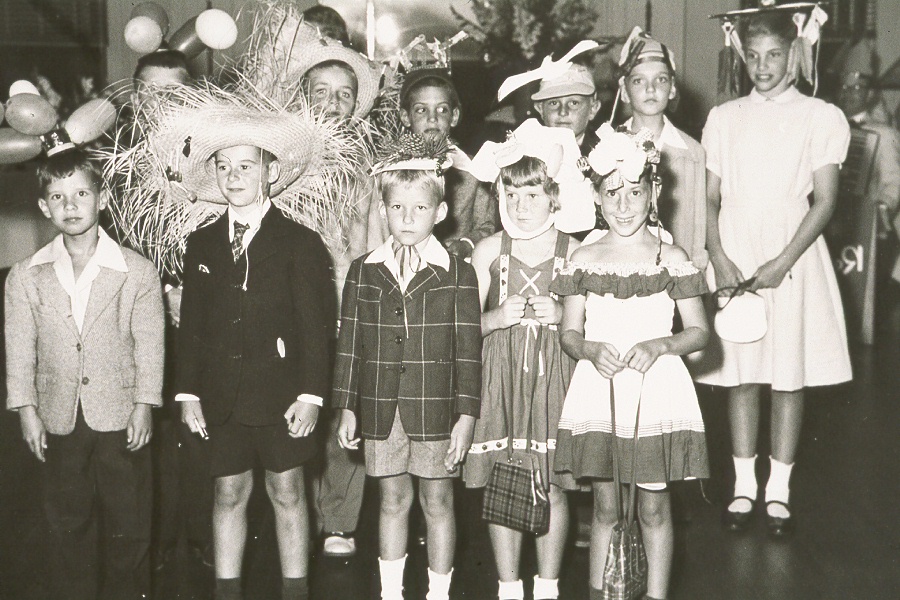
[
  {"x1": 332, "y1": 137, "x2": 482, "y2": 600},
  {"x1": 4, "y1": 149, "x2": 165, "y2": 600}
]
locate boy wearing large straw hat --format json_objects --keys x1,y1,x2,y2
[{"x1": 168, "y1": 98, "x2": 338, "y2": 600}]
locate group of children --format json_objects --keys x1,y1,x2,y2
[{"x1": 5, "y1": 4, "x2": 854, "y2": 600}]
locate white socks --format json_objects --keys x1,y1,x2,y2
[
  {"x1": 498, "y1": 579, "x2": 524, "y2": 600},
  {"x1": 729, "y1": 455, "x2": 758, "y2": 513},
  {"x1": 765, "y1": 457, "x2": 794, "y2": 518},
  {"x1": 425, "y1": 568, "x2": 452, "y2": 600},
  {"x1": 379, "y1": 555, "x2": 406, "y2": 600},
  {"x1": 533, "y1": 576, "x2": 559, "y2": 599}
]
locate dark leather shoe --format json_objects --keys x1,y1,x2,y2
[
  {"x1": 723, "y1": 496, "x2": 755, "y2": 531},
  {"x1": 766, "y1": 501, "x2": 794, "y2": 537}
]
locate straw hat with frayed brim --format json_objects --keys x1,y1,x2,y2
[
  {"x1": 151, "y1": 103, "x2": 324, "y2": 205},
  {"x1": 284, "y1": 23, "x2": 380, "y2": 118}
]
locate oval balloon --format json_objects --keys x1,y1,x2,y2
[
  {"x1": 8, "y1": 80, "x2": 41, "y2": 97},
  {"x1": 124, "y1": 16, "x2": 164, "y2": 54},
  {"x1": 168, "y1": 16, "x2": 205, "y2": 59},
  {"x1": 5, "y1": 94, "x2": 58, "y2": 136},
  {"x1": 65, "y1": 98, "x2": 117, "y2": 145},
  {"x1": 0, "y1": 128, "x2": 42, "y2": 164},
  {"x1": 130, "y1": 2, "x2": 169, "y2": 37},
  {"x1": 196, "y1": 9, "x2": 238, "y2": 50}
]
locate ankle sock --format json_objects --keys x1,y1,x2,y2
[
  {"x1": 498, "y1": 579, "x2": 524, "y2": 600},
  {"x1": 379, "y1": 555, "x2": 406, "y2": 600},
  {"x1": 533, "y1": 576, "x2": 559, "y2": 599},
  {"x1": 765, "y1": 457, "x2": 794, "y2": 518},
  {"x1": 281, "y1": 577, "x2": 308, "y2": 600},
  {"x1": 425, "y1": 568, "x2": 452, "y2": 600},
  {"x1": 215, "y1": 578, "x2": 242, "y2": 600},
  {"x1": 729, "y1": 455, "x2": 758, "y2": 513}
]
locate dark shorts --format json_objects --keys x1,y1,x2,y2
[{"x1": 208, "y1": 418, "x2": 316, "y2": 478}]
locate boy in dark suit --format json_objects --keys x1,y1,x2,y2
[
  {"x1": 332, "y1": 135, "x2": 482, "y2": 600},
  {"x1": 174, "y1": 117, "x2": 336, "y2": 599},
  {"x1": 5, "y1": 147, "x2": 165, "y2": 599}
]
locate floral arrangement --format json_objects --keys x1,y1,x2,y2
[
  {"x1": 587, "y1": 124, "x2": 660, "y2": 191},
  {"x1": 452, "y1": 0, "x2": 597, "y2": 65}
]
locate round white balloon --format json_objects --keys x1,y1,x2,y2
[
  {"x1": 9, "y1": 80, "x2": 40, "y2": 97},
  {"x1": 195, "y1": 9, "x2": 237, "y2": 50}
]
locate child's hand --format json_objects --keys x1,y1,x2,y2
[
  {"x1": 284, "y1": 400, "x2": 319, "y2": 438},
  {"x1": 623, "y1": 339, "x2": 667, "y2": 373},
  {"x1": 588, "y1": 341, "x2": 626, "y2": 378},
  {"x1": 528, "y1": 295, "x2": 563, "y2": 325},
  {"x1": 337, "y1": 409, "x2": 360, "y2": 450},
  {"x1": 127, "y1": 404, "x2": 153, "y2": 451},
  {"x1": 181, "y1": 400, "x2": 207, "y2": 437},
  {"x1": 18, "y1": 406, "x2": 47, "y2": 462},
  {"x1": 445, "y1": 239, "x2": 474, "y2": 260},
  {"x1": 711, "y1": 254, "x2": 745, "y2": 291},
  {"x1": 495, "y1": 295, "x2": 527, "y2": 329},
  {"x1": 445, "y1": 415, "x2": 476, "y2": 473},
  {"x1": 749, "y1": 258, "x2": 790, "y2": 291}
]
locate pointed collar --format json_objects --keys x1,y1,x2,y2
[
  {"x1": 365, "y1": 234, "x2": 450, "y2": 271},
  {"x1": 749, "y1": 85, "x2": 802, "y2": 104},
  {"x1": 624, "y1": 116, "x2": 688, "y2": 150},
  {"x1": 29, "y1": 228, "x2": 128, "y2": 272},
  {"x1": 228, "y1": 198, "x2": 272, "y2": 230}
]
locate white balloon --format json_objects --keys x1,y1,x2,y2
[
  {"x1": 124, "y1": 15, "x2": 164, "y2": 54},
  {"x1": 195, "y1": 9, "x2": 237, "y2": 50},
  {"x1": 9, "y1": 80, "x2": 40, "y2": 97}
]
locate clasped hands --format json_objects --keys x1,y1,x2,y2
[{"x1": 588, "y1": 339, "x2": 667, "y2": 378}]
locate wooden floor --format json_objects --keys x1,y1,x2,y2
[{"x1": 0, "y1": 292, "x2": 897, "y2": 599}]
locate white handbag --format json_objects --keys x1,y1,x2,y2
[{"x1": 714, "y1": 285, "x2": 768, "y2": 344}]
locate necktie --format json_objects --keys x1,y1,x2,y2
[
  {"x1": 232, "y1": 222, "x2": 250, "y2": 262},
  {"x1": 393, "y1": 242, "x2": 423, "y2": 283}
]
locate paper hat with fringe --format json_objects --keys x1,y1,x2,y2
[
  {"x1": 392, "y1": 32, "x2": 468, "y2": 105},
  {"x1": 709, "y1": 1, "x2": 828, "y2": 96},
  {"x1": 469, "y1": 118, "x2": 595, "y2": 235},
  {"x1": 587, "y1": 123, "x2": 660, "y2": 191},
  {"x1": 101, "y1": 78, "x2": 368, "y2": 279},
  {"x1": 244, "y1": 3, "x2": 381, "y2": 118}
]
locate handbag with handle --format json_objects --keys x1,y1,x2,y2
[
  {"x1": 481, "y1": 325, "x2": 551, "y2": 535},
  {"x1": 599, "y1": 376, "x2": 648, "y2": 600}
]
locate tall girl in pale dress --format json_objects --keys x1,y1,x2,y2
[
  {"x1": 554, "y1": 126, "x2": 709, "y2": 600},
  {"x1": 464, "y1": 120, "x2": 588, "y2": 600},
  {"x1": 695, "y1": 9, "x2": 852, "y2": 536}
]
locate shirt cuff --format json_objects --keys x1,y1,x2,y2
[
  {"x1": 298, "y1": 394, "x2": 323, "y2": 407},
  {"x1": 175, "y1": 393, "x2": 200, "y2": 402}
]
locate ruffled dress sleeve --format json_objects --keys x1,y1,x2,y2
[
  {"x1": 550, "y1": 262, "x2": 708, "y2": 299},
  {"x1": 810, "y1": 102, "x2": 851, "y2": 170}
]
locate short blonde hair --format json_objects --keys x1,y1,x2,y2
[
  {"x1": 376, "y1": 169, "x2": 445, "y2": 205},
  {"x1": 498, "y1": 156, "x2": 561, "y2": 211}
]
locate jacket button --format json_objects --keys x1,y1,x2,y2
[
  {"x1": 394, "y1": 335, "x2": 402, "y2": 344},
  {"x1": 398, "y1": 365, "x2": 406, "y2": 373},
  {"x1": 394, "y1": 307, "x2": 403, "y2": 316},
  {"x1": 82, "y1": 376, "x2": 89, "y2": 385},
  {"x1": 76, "y1": 343, "x2": 82, "y2": 351}
]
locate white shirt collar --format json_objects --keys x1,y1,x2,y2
[
  {"x1": 365, "y1": 234, "x2": 450, "y2": 272},
  {"x1": 749, "y1": 85, "x2": 801, "y2": 104},
  {"x1": 228, "y1": 198, "x2": 271, "y2": 236},
  {"x1": 29, "y1": 228, "x2": 128, "y2": 272},
  {"x1": 624, "y1": 116, "x2": 688, "y2": 150}
]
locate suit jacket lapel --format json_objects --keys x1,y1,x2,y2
[
  {"x1": 404, "y1": 264, "x2": 441, "y2": 298},
  {"x1": 34, "y1": 266, "x2": 79, "y2": 339},
  {"x1": 81, "y1": 269, "x2": 127, "y2": 338},
  {"x1": 373, "y1": 263, "x2": 404, "y2": 301},
  {"x1": 246, "y1": 208, "x2": 287, "y2": 267}
]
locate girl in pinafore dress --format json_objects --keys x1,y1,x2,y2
[
  {"x1": 695, "y1": 7, "x2": 852, "y2": 537},
  {"x1": 464, "y1": 120, "x2": 590, "y2": 600},
  {"x1": 553, "y1": 126, "x2": 709, "y2": 600}
]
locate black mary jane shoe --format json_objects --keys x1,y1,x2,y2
[
  {"x1": 723, "y1": 496, "x2": 756, "y2": 532},
  {"x1": 766, "y1": 500, "x2": 794, "y2": 537}
]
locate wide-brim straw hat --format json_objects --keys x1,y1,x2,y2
[{"x1": 279, "y1": 22, "x2": 380, "y2": 118}]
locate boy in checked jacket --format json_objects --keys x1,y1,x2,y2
[{"x1": 333, "y1": 134, "x2": 482, "y2": 600}]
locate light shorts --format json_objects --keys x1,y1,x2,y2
[{"x1": 364, "y1": 408, "x2": 457, "y2": 479}]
